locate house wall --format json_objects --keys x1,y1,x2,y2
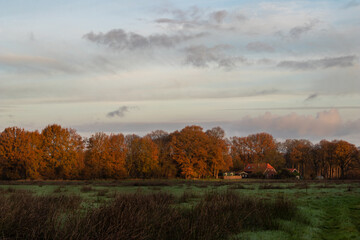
[{"x1": 222, "y1": 176, "x2": 242, "y2": 180}]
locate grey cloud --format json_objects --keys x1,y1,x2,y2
[
  {"x1": 305, "y1": 93, "x2": 318, "y2": 101},
  {"x1": 338, "y1": 119, "x2": 360, "y2": 136},
  {"x1": 343, "y1": 0, "x2": 360, "y2": 9},
  {"x1": 171, "y1": 6, "x2": 201, "y2": 21},
  {"x1": 289, "y1": 19, "x2": 319, "y2": 39},
  {"x1": 0, "y1": 54, "x2": 78, "y2": 75},
  {"x1": 235, "y1": 13, "x2": 247, "y2": 21},
  {"x1": 83, "y1": 29, "x2": 207, "y2": 50},
  {"x1": 257, "y1": 58, "x2": 276, "y2": 65},
  {"x1": 107, "y1": 106, "x2": 130, "y2": 118},
  {"x1": 277, "y1": 55, "x2": 357, "y2": 70},
  {"x1": 184, "y1": 45, "x2": 247, "y2": 69},
  {"x1": 246, "y1": 42, "x2": 274, "y2": 52},
  {"x1": 210, "y1": 10, "x2": 228, "y2": 23},
  {"x1": 225, "y1": 106, "x2": 360, "y2": 111},
  {"x1": 156, "y1": 7, "x2": 245, "y2": 31}
]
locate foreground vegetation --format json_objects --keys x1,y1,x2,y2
[{"x1": 1, "y1": 179, "x2": 360, "y2": 240}]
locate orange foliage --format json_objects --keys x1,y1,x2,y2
[
  {"x1": 206, "y1": 127, "x2": 232, "y2": 178},
  {"x1": 170, "y1": 126, "x2": 231, "y2": 179},
  {"x1": 41, "y1": 124, "x2": 84, "y2": 179},
  {"x1": 333, "y1": 140, "x2": 358, "y2": 178},
  {"x1": 0, "y1": 127, "x2": 42, "y2": 180},
  {"x1": 147, "y1": 130, "x2": 177, "y2": 178},
  {"x1": 0, "y1": 124, "x2": 359, "y2": 180},
  {"x1": 231, "y1": 133, "x2": 282, "y2": 170},
  {"x1": 84, "y1": 133, "x2": 127, "y2": 179},
  {"x1": 125, "y1": 135, "x2": 159, "y2": 178}
]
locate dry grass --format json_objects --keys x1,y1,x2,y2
[
  {"x1": 259, "y1": 184, "x2": 284, "y2": 190},
  {"x1": 0, "y1": 190, "x2": 297, "y2": 240},
  {"x1": 80, "y1": 185, "x2": 93, "y2": 193},
  {"x1": 0, "y1": 192, "x2": 81, "y2": 239}
]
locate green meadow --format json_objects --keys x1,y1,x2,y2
[{"x1": 1, "y1": 180, "x2": 360, "y2": 240}]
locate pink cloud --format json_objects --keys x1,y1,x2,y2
[{"x1": 238, "y1": 109, "x2": 343, "y2": 137}]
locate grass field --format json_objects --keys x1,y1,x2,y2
[{"x1": 1, "y1": 179, "x2": 360, "y2": 240}]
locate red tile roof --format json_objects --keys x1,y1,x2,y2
[{"x1": 244, "y1": 163, "x2": 276, "y2": 174}]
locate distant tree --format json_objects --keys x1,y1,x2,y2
[
  {"x1": 231, "y1": 137, "x2": 251, "y2": 171},
  {"x1": 170, "y1": 126, "x2": 210, "y2": 179},
  {"x1": 84, "y1": 133, "x2": 108, "y2": 178},
  {"x1": 246, "y1": 133, "x2": 278, "y2": 163},
  {"x1": 41, "y1": 124, "x2": 84, "y2": 179},
  {"x1": 146, "y1": 130, "x2": 177, "y2": 178},
  {"x1": 231, "y1": 133, "x2": 280, "y2": 171},
  {"x1": 333, "y1": 140, "x2": 358, "y2": 179},
  {"x1": 318, "y1": 140, "x2": 337, "y2": 178},
  {"x1": 283, "y1": 139, "x2": 313, "y2": 178},
  {"x1": 84, "y1": 133, "x2": 127, "y2": 179},
  {"x1": 0, "y1": 127, "x2": 42, "y2": 180},
  {"x1": 264, "y1": 148, "x2": 285, "y2": 170},
  {"x1": 125, "y1": 135, "x2": 159, "y2": 178},
  {"x1": 276, "y1": 169, "x2": 298, "y2": 179},
  {"x1": 206, "y1": 127, "x2": 232, "y2": 178}
]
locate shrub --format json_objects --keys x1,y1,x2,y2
[
  {"x1": 0, "y1": 191, "x2": 297, "y2": 240},
  {"x1": 0, "y1": 193, "x2": 81, "y2": 239}
]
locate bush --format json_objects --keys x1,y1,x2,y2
[
  {"x1": 0, "y1": 191, "x2": 297, "y2": 240},
  {"x1": 276, "y1": 169, "x2": 298, "y2": 179},
  {"x1": 0, "y1": 193, "x2": 81, "y2": 239}
]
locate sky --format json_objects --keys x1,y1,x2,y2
[{"x1": 0, "y1": 0, "x2": 360, "y2": 145}]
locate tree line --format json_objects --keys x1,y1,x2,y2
[{"x1": 0, "y1": 124, "x2": 359, "y2": 180}]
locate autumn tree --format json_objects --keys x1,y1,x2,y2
[
  {"x1": 308, "y1": 143, "x2": 323, "y2": 178},
  {"x1": 318, "y1": 140, "x2": 337, "y2": 178},
  {"x1": 41, "y1": 124, "x2": 84, "y2": 179},
  {"x1": 0, "y1": 127, "x2": 42, "y2": 180},
  {"x1": 84, "y1": 133, "x2": 127, "y2": 179},
  {"x1": 231, "y1": 133, "x2": 283, "y2": 170},
  {"x1": 333, "y1": 140, "x2": 358, "y2": 179},
  {"x1": 170, "y1": 126, "x2": 210, "y2": 179},
  {"x1": 282, "y1": 139, "x2": 313, "y2": 177},
  {"x1": 247, "y1": 133, "x2": 278, "y2": 162},
  {"x1": 125, "y1": 135, "x2": 159, "y2": 178},
  {"x1": 230, "y1": 137, "x2": 251, "y2": 171},
  {"x1": 206, "y1": 127, "x2": 232, "y2": 178},
  {"x1": 146, "y1": 130, "x2": 177, "y2": 178}
]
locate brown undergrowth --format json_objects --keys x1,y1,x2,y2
[{"x1": 0, "y1": 189, "x2": 298, "y2": 240}]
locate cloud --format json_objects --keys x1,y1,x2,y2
[
  {"x1": 226, "y1": 106, "x2": 360, "y2": 111},
  {"x1": 305, "y1": 93, "x2": 318, "y2": 101},
  {"x1": 155, "y1": 7, "x2": 246, "y2": 31},
  {"x1": 83, "y1": 29, "x2": 207, "y2": 50},
  {"x1": 237, "y1": 109, "x2": 343, "y2": 137},
  {"x1": 256, "y1": 58, "x2": 276, "y2": 65},
  {"x1": 184, "y1": 45, "x2": 247, "y2": 69},
  {"x1": 210, "y1": 10, "x2": 228, "y2": 23},
  {"x1": 288, "y1": 19, "x2": 319, "y2": 39},
  {"x1": 343, "y1": 0, "x2": 360, "y2": 9},
  {"x1": 0, "y1": 54, "x2": 78, "y2": 74},
  {"x1": 107, "y1": 106, "x2": 133, "y2": 118},
  {"x1": 246, "y1": 42, "x2": 274, "y2": 52},
  {"x1": 75, "y1": 109, "x2": 360, "y2": 143},
  {"x1": 277, "y1": 55, "x2": 357, "y2": 70}
]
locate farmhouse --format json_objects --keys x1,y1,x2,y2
[
  {"x1": 244, "y1": 163, "x2": 277, "y2": 178},
  {"x1": 221, "y1": 171, "x2": 242, "y2": 179}
]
